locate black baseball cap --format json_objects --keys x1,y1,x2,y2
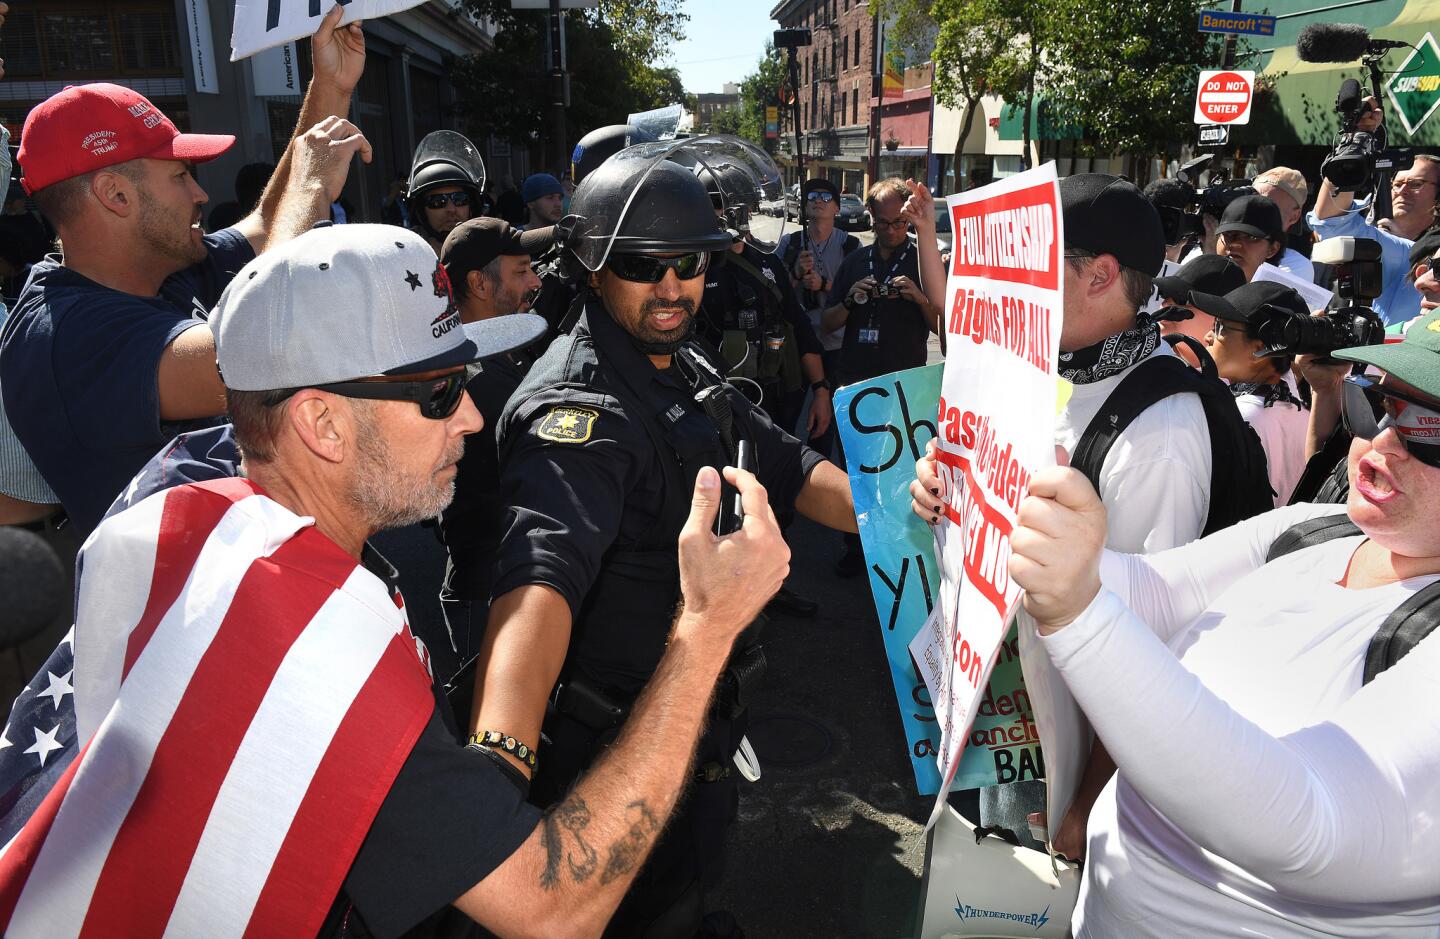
[
  {"x1": 1060, "y1": 174, "x2": 1165, "y2": 277},
  {"x1": 1408, "y1": 228, "x2": 1440, "y2": 272},
  {"x1": 441, "y1": 218, "x2": 554, "y2": 285},
  {"x1": 1215, "y1": 194, "x2": 1284, "y2": 242},
  {"x1": 803, "y1": 177, "x2": 839, "y2": 199},
  {"x1": 1154, "y1": 254, "x2": 1247, "y2": 305},
  {"x1": 1190, "y1": 280, "x2": 1308, "y2": 332}
]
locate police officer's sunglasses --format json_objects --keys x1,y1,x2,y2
[
  {"x1": 274, "y1": 369, "x2": 471, "y2": 420},
  {"x1": 607, "y1": 252, "x2": 710, "y2": 283},
  {"x1": 423, "y1": 191, "x2": 471, "y2": 210},
  {"x1": 1341, "y1": 373, "x2": 1440, "y2": 468}
]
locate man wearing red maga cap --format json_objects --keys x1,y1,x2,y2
[{"x1": 0, "y1": 6, "x2": 371, "y2": 535}]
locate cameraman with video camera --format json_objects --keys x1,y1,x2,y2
[{"x1": 1311, "y1": 94, "x2": 1438, "y2": 325}]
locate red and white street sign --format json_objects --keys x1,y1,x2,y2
[{"x1": 1194, "y1": 69, "x2": 1255, "y2": 125}]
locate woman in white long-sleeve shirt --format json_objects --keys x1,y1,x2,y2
[{"x1": 1000, "y1": 317, "x2": 1440, "y2": 936}]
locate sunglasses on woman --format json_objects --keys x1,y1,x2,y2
[
  {"x1": 1341, "y1": 374, "x2": 1440, "y2": 468},
  {"x1": 277, "y1": 369, "x2": 471, "y2": 420},
  {"x1": 423, "y1": 191, "x2": 471, "y2": 210},
  {"x1": 606, "y1": 252, "x2": 710, "y2": 283}
]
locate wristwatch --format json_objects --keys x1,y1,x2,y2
[{"x1": 811, "y1": 379, "x2": 832, "y2": 393}]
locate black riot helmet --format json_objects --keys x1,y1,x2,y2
[
  {"x1": 570, "y1": 124, "x2": 656, "y2": 185},
  {"x1": 406, "y1": 130, "x2": 486, "y2": 242},
  {"x1": 694, "y1": 161, "x2": 756, "y2": 242},
  {"x1": 561, "y1": 153, "x2": 733, "y2": 272}
]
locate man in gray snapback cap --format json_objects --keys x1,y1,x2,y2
[{"x1": 23, "y1": 222, "x2": 792, "y2": 937}]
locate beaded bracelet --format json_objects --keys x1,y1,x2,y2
[{"x1": 468, "y1": 730, "x2": 537, "y2": 770}]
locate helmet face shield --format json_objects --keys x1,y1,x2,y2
[
  {"x1": 408, "y1": 130, "x2": 487, "y2": 196},
  {"x1": 559, "y1": 135, "x2": 784, "y2": 273}
]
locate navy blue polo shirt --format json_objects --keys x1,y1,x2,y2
[{"x1": 0, "y1": 228, "x2": 253, "y2": 533}]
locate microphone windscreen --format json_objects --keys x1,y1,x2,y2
[
  {"x1": 0, "y1": 528, "x2": 65, "y2": 647},
  {"x1": 1297, "y1": 23, "x2": 1372, "y2": 63}
]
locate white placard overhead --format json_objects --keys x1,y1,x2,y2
[
  {"x1": 184, "y1": 0, "x2": 220, "y2": 94},
  {"x1": 251, "y1": 42, "x2": 302, "y2": 97},
  {"x1": 231, "y1": 0, "x2": 426, "y2": 61}
]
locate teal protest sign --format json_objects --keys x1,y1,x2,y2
[{"x1": 835, "y1": 365, "x2": 1043, "y2": 794}]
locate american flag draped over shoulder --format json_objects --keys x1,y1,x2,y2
[{"x1": 0, "y1": 476, "x2": 435, "y2": 937}]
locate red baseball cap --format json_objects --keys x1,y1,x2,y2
[{"x1": 17, "y1": 83, "x2": 235, "y2": 195}]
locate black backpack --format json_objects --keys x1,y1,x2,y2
[
  {"x1": 1265, "y1": 514, "x2": 1440, "y2": 683},
  {"x1": 1072, "y1": 354, "x2": 1274, "y2": 537}
]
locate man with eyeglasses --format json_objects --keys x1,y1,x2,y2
[
  {"x1": 0, "y1": 221, "x2": 805, "y2": 936},
  {"x1": 474, "y1": 154, "x2": 857, "y2": 937},
  {"x1": 0, "y1": 7, "x2": 369, "y2": 538},
  {"x1": 819, "y1": 176, "x2": 944, "y2": 576},
  {"x1": 1311, "y1": 95, "x2": 1439, "y2": 325}
]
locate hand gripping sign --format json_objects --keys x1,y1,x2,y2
[
  {"x1": 232, "y1": 0, "x2": 427, "y2": 60},
  {"x1": 926, "y1": 163, "x2": 1064, "y2": 825}
]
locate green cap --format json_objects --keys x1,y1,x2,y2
[{"x1": 1333, "y1": 308, "x2": 1440, "y2": 400}]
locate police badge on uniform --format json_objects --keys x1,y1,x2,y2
[{"x1": 536, "y1": 406, "x2": 598, "y2": 443}]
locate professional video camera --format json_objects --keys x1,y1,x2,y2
[
  {"x1": 1297, "y1": 23, "x2": 1415, "y2": 196},
  {"x1": 1319, "y1": 78, "x2": 1414, "y2": 192},
  {"x1": 1176, "y1": 154, "x2": 1255, "y2": 217},
  {"x1": 1255, "y1": 236, "x2": 1386, "y2": 357}
]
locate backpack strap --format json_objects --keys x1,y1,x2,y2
[
  {"x1": 1071, "y1": 355, "x2": 1198, "y2": 492},
  {"x1": 1263, "y1": 512, "x2": 1439, "y2": 683},
  {"x1": 1364, "y1": 583, "x2": 1440, "y2": 683},
  {"x1": 1264, "y1": 514, "x2": 1359, "y2": 562},
  {"x1": 1161, "y1": 333, "x2": 1219, "y2": 381}
]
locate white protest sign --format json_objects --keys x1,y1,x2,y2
[
  {"x1": 232, "y1": 0, "x2": 427, "y2": 61},
  {"x1": 1251, "y1": 261, "x2": 1336, "y2": 312},
  {"x1": 927, "y1": 163, "x2": 1064, "y2": 825}
]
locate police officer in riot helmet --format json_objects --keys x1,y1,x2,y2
[
  {"x1": 407, "y1": 130, "x2": 486, "y2": 255},
  {"x1": 570, "y1": 123, "x2": 656, "y2": 185},
  {"x1": 474, "y1": 149, "x2": 858, "y2": 938},
  {"x1": 695, "y1": 161, "x2": 834, "y2": 619}
]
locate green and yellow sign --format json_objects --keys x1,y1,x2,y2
[{"x1": 1386, "y1": 33, "x2": 1440, "y2": 137}]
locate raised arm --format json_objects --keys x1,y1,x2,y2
[
  {"x1": 899, "y1": 179, "x2": 947, "y2": 329},
  {"x1": 233, "y1": 4, "x2": 366, "y2": 252},
  {"x1": 456, "y1": 467, "x2": 791, "y2": 937}
]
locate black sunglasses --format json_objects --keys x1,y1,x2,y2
[
  {"x1": 607, "y1": 252, "x2": 710, "y2": 283},
  {"x1": 279, "y1": 370, "x2": 471, "y2": 420},
  {"x1": 423, "y1": 191, "x2": 471, "y2": 210},
  {"x1": 1342, "y1": 374, "x2": 1440, "y2": 468}
]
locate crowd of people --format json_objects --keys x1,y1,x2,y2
[{"x1": 0, "y1": 6, "x2": 1436, "y2": 938}]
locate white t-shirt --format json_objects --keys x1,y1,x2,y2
[
  {"x1": 1234, "y1": 378, "x2": 1309, "y2": 506},
  {"x1": 1042, "y1": 502, "x2": 1440, "y2": 937},
  {"x1": 1277, "y1": 246, "x2": 1316, "y2": 285},
  {"x1": 1056, "y1": 342, "x2": 1212, "y2": 553}
]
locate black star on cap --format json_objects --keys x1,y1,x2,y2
[{"x1": 404, "y1": 270, "x2": 422, "y2": 291}]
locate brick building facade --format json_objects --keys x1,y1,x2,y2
[{"x1": 769, "y1": 0, "x2": 877, "y2": 194}]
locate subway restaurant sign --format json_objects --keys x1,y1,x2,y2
[{"x1": 1386, "y1": 33, "x2": 1440, "y2": 137}]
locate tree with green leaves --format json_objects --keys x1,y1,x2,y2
[
  {"x1": 451, "y1": 0, "x2": 689, "y2": 171},
  {"x1": 735, "y1": 42, "x2": 786, "y2": 153}
]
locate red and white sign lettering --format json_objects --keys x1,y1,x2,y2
[
  {"x1": 1194, "y1": 69, "x2": 1255, "y2": 125},
  {"x1": 922, "y1": 163, "x2": 1064, "y2": 827}
]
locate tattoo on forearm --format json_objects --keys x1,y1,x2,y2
[
  {"x1": 539, "y1": 797, "x2": 597, "y2": 888},
  {"x1": 600, "y1": 800, "x2": 661, "y2": 886}
]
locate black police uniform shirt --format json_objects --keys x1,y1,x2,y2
[
  {"x1": 490, "y1": 297, "x2": 825, "y2": 698},
  {"x1": 825, "y1": 242, "x2": 930, "y2": 385},
  {"x1": 440, "y1": 351, "x2": 531, "y2": 612},
  {"x1": 89, "y1": 420, "x2": 541, "y2": 939},
  {"x1": 697, "y1": 244, "x2": 824, "y2": 368},
  {"x1": 0, "y1": 229, "x2": 254, "y2": 533}
]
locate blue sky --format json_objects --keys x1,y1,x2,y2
[{"x1": 666, "y1": 0, "x2": 779, "y2": 94}]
